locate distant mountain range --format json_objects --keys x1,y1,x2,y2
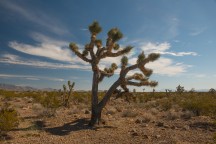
[{"x1": 0, "y1": 83, "x2": 56, "y2": 91}]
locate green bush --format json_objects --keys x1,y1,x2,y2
[
  {"x1": 0, "y1": 106, "x2": 19, "y2": 132},
  {"x1": 122, "y1": 110, "x2": 138, "y2": 117},
  {"x1": 180, "y1": 94, "x2": 216, "y2": 116},
  {"x1": 213, "y1": 133, "x2": 216, "y2": 143},
  {"x1": 40, "y1": 92, "x2": 61, "y2": 109}
]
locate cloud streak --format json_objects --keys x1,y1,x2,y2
[
  {"x1": 0, "y1": 1, "x2": 68, "y2": 35},
  {"x1": 4, "y1": 32, "x2": 197, "y2": 76},
  {"x1": 140, "y1": 42, "x2": 197, "y2": 56},
  {"x1": 0, "y1": 74, "x2": 65, "y2": 82},
  {"x1": 8, "y1": 33, "x2": 74, "y2": 62},
  {"x1": 0, "y1": 54, "x2": 91, "y2": 70},
  {"x1": 190, "y1": 27, "x2": 206, "y2": 36}
]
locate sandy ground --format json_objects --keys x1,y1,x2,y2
[{"x1": 0, "y1": 96, "x2": 215, "y2": 144}]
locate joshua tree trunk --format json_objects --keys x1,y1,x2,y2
[
  {"x1": 89, "y1": 71, "x2": 100, "y2": 126},
  {"x1": 89, "y1": 105, "x2": 102, "y2": 126},
  {"x1": 89, "y1": 79, "x2": 120, "y2": 126}
]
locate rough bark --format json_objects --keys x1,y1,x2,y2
[{"x1": 89, "y1": 71, "x2": 99, "y2": 126}]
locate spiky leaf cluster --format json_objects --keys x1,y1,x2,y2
[
  {"x1": 148, "y1": 53, "x2": 160, "y2": 62},
  {"x1": 82, "y1": 49, "x2": 88, "y2": 56},
  {"x1": 122, "y1": 46, "x2": 133, "y2": 54},
  {"x1": 149, "y1": 81, "x2": 158, "y2": 87},
  {"x1": 111, "y1": 63, "x2": 118, "y2": 70},
  {"x1": 121, "y1": 56, "x2": 128, "y2": 66},
  {"x1": 69, "y1": 43, "x2": 78, "y2": 52},
  {"x1": 95, "y1": 39, "x2": 102, "y2": 48},
  {"x1": 113, "y1": 43, "x2": 120, "y2": 50},
  {"x1": 104, "y1": 63, "x2": 118, "y2": 74},
  {"x1": 88, "y1": 21, "x2": 102, "y2": 35},
  {"x1": 133, "y1": 73, "x2": 144, "y2": 80},
  {"x1": 107, "y1": 28, "x2": 123, "y2": 42},
  {"x1": 137, "y1": 52, "x2": 145, "y2": 64}
]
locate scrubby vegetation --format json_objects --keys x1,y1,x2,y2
[
  {"x1": 0, "y1": 103, "x2": 19, "y2": 134},
  {"x1": 0, "y1": 87, "x2": 215, "y2": 143}
]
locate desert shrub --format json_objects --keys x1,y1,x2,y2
[
  {"x1": 149, "y1": 108, "x2": 159, "y2": 115},
  {"x1": 158, "y1": 98, "x2": 172, "y2": 111},
  {"x1": 213, "y1": 133, "x2": 216, "y2": 143},
  {"x1": 0, "y1": 105, "x2": 19, "y2": 132},
  {"x1": 141, "y1": 113, "x2": 155, "y2": 123},
  {"x1": 39, "y1": 92, "x2": 61, "y2": 109},
  {"x1": 166, "y1": 109, "x2": 181, "y2": 120},
  {"x1": 32, "y1": 92, "x2": 61, "y2": 117},
  {"x1": 180, "y1": 94, "x2": 216, "y2": 116},
  {"x1": 122, "y1": 110, "x2": 138, "y2": 117}
]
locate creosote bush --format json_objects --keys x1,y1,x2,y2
[
  {"x1": 0, "y1": 104, "x2": 19, "y2": 133},
  {"x1": 122, "y1": 110, "x2": 138, "y2": 118}
]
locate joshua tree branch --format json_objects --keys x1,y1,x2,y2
[
  {"x1": 72, "y1": 49, "x2": 92, "y2": 63},
  {"x1": 98, "y1": 70, "x2": 114, "y2": 82},
  {"x1": 100, "y1": 46, "x2": 132, "y2": 59},
  {"x1": 126, "y1": 80, "x2": 158, "y2": 87}
]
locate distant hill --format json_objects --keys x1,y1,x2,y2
[{"x1": 0, "y1": 83, "x2": 55, "y2": 91}]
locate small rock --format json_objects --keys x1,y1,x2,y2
[
  {"x1": 84, "y1": 110, "x2": 90, "y2": 114},
  {"x1": 141, "y1": 124, "x2": 149, "y2": 127},
  {"x1": 182, "y1": 125, "x2": 190, "y2": 130},
  {"x1": 131, "y1": 132, "x2": 139, "y2": 136},
  {"x1": 157, "y1": 122, "x2": 164, "y2": 127},
  {"x1": 155, "y1": 135, "x2": 161, "y2": 139},
  {"x1": 171, "y1": 126, "x2": 177, "y2": 129},
  {"x1": 143, "y1": 134, "x2": 150, "y2": 139},
  {"x1": 130, "y1": 128, "x2": 137, "y2": 133},
  {"x1": 164, "y1": 124, "x2": 169, "y2": 128},
  {"x1": 135, "y1": 118, "x2": 142, "y2": 124}
]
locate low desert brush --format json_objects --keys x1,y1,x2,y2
[{"x1": 0, "y1": 105, "x2": 19, "y2": 133}]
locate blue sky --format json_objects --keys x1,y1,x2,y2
[{"x1": 0, "y1": 0, "x2": 216, "y2": 91}]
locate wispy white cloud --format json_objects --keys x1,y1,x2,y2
[
  {"x1": 168, "y1": 17, "x2": 179, "y2": 38},
  {"x1": 190, "y1": 27, "x2": 206, "y2": 36},
  {"x1": 0, "y1": 74, "x2": 65, "y2": 82},
  {"x1": 0, "y1": 54, "x2": 91, "y2": 70},
  {"x1": 140, "y1": 42, "x2": 197, "y2": 56},
  {"x1": 4, "y1": 32, "x2": 197, "y2": 76},
  {"x1": 0, "y1": 1, "x2": 68, "y2": 35},
  {"x1": 129, "y1": 57, "x2": 190, "y2": 76},
  {"x1": 146, "y1": 58, "x2": 191, "y2": 76},
  {"x1": 8, "y1": 33, "x2": 74, "y2": 62},
  {"x1": 194, "y1": 74, "x2": 206, "y2": 78}
]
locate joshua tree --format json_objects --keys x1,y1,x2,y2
[
  {"x1": 133, "y1": 89, "x2": 136, "y2": 93},
  {"x1": 69, "y1": 21, "x2": 160, "y2": 126},
  {"x1": 62, "y1": 81, "x2": 75, "y2": 107},
  {"x1": 165, "y1": 89, "x2": 172, "y2": 96},
  {"x1": 209, "y1": 88, "x2": 216, "y2": 94},
  {"x1": 189, "y1": 88, "x2": 195, "y2": 93},
  {"x1": 152, "y1": 88, "x2": 155, "y2": 96},
  {"x1": 176, "y1": 84, "x2": 185, "y2": 94}
]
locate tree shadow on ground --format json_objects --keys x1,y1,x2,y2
[
  {"x1": 189, "y1": 122, "x2": 216, "y2": 131},
  {"x1": 0, "y1": 133, "x2": 13, "y2": 141},
  {"x1": 13, "y1": 120, "x2": 46, "y2": 131},
  {"x1": 45, "y1": 118, "x2": 117, "y2": 136},
  {"x1": 45, "y1": 118, "x2": 90, "y2": 136}
]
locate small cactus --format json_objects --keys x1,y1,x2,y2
[{"x1": 62, "y1": 81, "x2": 75, "y2": 107}]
